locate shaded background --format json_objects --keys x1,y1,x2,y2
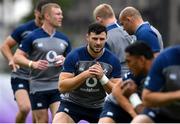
[
  {"x1": 0, "y1": 0, "x2": 180, "y2": 122},
  {"x1": 1, "y1": 0, "x2": 180, "y2": 72}
]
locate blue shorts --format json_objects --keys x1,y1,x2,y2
[
  {"x1": 57, "y1": 100, "x2": 102, "y2": 123},
  {"x1": 11, "y1": 77, "x2": 29, "y2": 94},
  {"x1": 143, "y1": 108, "x2": 180, "y2": 123},
  {"x1": 30, "y1": 89, "x2": 60, "y2": 110},
  {"x1": 100, "y1": 101, "x2": 132, "y2": 123}
]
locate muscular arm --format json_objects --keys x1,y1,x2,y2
[
  {"x1": 103, "y1": 78, "x2": 121, "y2": 94},
  {"x1": 112, "y1": 81, "x2": 137, "y2": 118},
  {"x1": 14, "y1": 49, "x2": 30, "y2": 67},
  {"x1": 142, "y1": 89, "x2": 180, "y2": 107},
  {"x1": 1, "y1": 36, "x2": 16, "y2": 61},
  {"x1": 14, "y1": 49, "x2": 48, "y2": 70},
  {"x1": 0, "y1": 36, "x2": 19, "y2": 71},
  {"x1": 58, "y1": 70, "x2": 91, "y2": 93}
]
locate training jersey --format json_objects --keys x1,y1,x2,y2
[
  {"x1": 144, "y1": 45, "x2": 180, "y2": 120},
  {"x1": 105, "y1": 22, "x2": 134, "y2": 76},
  {"x1": 11, "y1": 20, "x2": 38, "y2": 79},
  {"x1": 61, "y1": 46, "x2": 121, "y2": 108},
  {"x1": 135, "y1": 22, "x2": 163, "y2": 53},
  {"x1": 19, "y1": 28, "x2": 71, "y2": 93}
]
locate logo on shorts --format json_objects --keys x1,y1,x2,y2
[
  {"x1": 148, "y1": 111, "x2": 155, "y2": 118},
  {"x1": 37, "y1": 103, "x2": 43, "y2": 107},
  {"x1": 106, "y1": 111, "x2": 113, "y2": 116},
  {"x1": 64, "y1": 108, "x2": 69, "y2": 113},
  {"x1": 18, "y1": 84, "x2": 24, "y2": 88},
  {"x1": 144, "y1": 76, "x2": 150, "y2": 86}
]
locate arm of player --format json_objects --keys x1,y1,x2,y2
[
  {"x1": 112, "y1": 81, "x2": 137, "y2": 118},
  {"x1": 103, "y1": 78, "x2": 121, "y2": 94},
  {"x1": 14, "y1": 49, "x2": 49, "y2": 70},
  {"x1": 0, "y1": 36, "x2": 20, "y2": 71},
  {"x1": 58, "y1": 70, "x2": 93, "y2": 93},
  {"x1": 121, "y1": 79, "x2": 144, "y2": 114},
  {"x1": 142, "y1": 89, "x2": 180, "y2": 107}
]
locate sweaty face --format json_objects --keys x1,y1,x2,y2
[
  {"x1": 120, "y1": 16, "x2": 134, "y2": 35},
  {"x1": 49, "y1": 7, "x2": 63, "y2": 27},
  {"x1": 87, "y1": 32, "x2": 107, "y2": 54},
  {"x1": 125, "y1": 53, "x2": 144, "y2": 76}
]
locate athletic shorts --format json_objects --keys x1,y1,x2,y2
[
  {"x1": 11, "y1": 77, "x2": 29, "y2": 94},
  {"x1": 56, "y1": 100, "x2": 102, "y2": 123},
  {"x1": 100, "y1": 101, "x2": 132, "y2": 123},
  {"x1": 30, "y1": 89, "x2": 60, "y2": 110},
  {"x1": 143, "y1": 108, "x2": 180, "y2": 123}
]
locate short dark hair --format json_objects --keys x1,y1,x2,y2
[
  {"x1": 35, "y1": 0, "x2": 59, "y2": 12},
  {"x1": 125, "y1": 41, "x2": 154, "y2": 59},
  {"x1": 88, "y1": 23, "x2": 107, "y2": 35}
]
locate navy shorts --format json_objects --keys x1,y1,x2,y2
[
  {"x1": 57, "y1": 100, "x2": 102, "y2": 123},
  {"x1": 30, "y1": 89, "x2": 60, "y2": 110},
  {"x1": 143, "y1": 108, "x2": 180, "y2": 123},
  {"x1": 100, "y1": 101, "x2": 132, "y2": 123},
  {"x1": 11, "y1": 77, "x2": 29, "y2": 94}
]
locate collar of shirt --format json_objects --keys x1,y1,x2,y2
[
  {"x1": 106, "y1": 22, "x2": 120, "y2": 31},
  {"x1": 135, "y1": 21, "x2": 150, "y2": 34}
]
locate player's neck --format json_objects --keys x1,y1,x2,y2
[
  {"x1": 105, "y1": 17, "x2": 117, "y2": 26},
  {"x1": 42, "y1": 23, "x2": 56, "y2": 36}
]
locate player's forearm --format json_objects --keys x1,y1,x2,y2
[
  {"x1": 116, "y1": 94, "x2": 137, "y2": 117},
  {"x1": 14, "y1": 50, "x2": 30, "y2": 68},
  {"x1": 143, "y1": 89, "x2": 180, "y2": 107},
  {"x1": 59, "y1": 71, "x2": 90, "y2": 93},
  {"x1": 113, "y1": 83, "x2": 137, "y2": 117},
  {"x1": 0, "y1": 44, "x2": 14, "y2": 62}
]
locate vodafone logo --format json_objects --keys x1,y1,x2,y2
[{"x1": 46, "y1": 50, "x2": 57, "y2": 62}]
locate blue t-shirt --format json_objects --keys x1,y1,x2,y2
[
  {"x1": 135, "y1": 22, "x2": 163, "y2": 52},
  {"x1": 144, "y1": 45, "x2": 180, "y2": 119},
  {"x1": 62, "y1": 46, "x2": 121, "y2": 108},
  {"x1": 144, "y1": 45, "x2": 180, "y2": 91},
  {"x1": 11, "y1": 20, "x2": 39, "y2": 79},
  {"x1": 11, "y1": 20, "x2": 38, "y2": 44}
]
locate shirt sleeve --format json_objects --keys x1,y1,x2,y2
[
  {"x1": 110, "y1": 56, "x2": 121, "y2": 78},
  {"x1": 137, "y1": 30, "x2": 161, "y2": 53},
  {"x1": 18, "y1": 34, "x2": 33, "y2": 53},
  {"x1": 64, "y1": 38, "x2": 72, "y2": 56},
  {"x1": 144, "y1": 54, "x2": 165, "y2": 91},
  {"x1": 10, "y1": 26, "x2": 24, "y2": 44},
  {"x1": 62, "y1": 50, "x2": 78, "y2": 73}
]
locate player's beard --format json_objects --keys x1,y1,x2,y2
[{"x1": 89, "y1": 45, "x2": 103, "y2": 53}]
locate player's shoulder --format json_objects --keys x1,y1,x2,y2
[
  {"x1": 72, "y1": 46, "x2": 86, "y2": 55},
  {"x1": 104, "y1": 48, "x2": 117, "y2": 58},
  {"x1": 17, "y1": 20, "x2": 36, "y2": 30},
  {"x1": 55, "y1": 31, "x2": 69, "y2": 40}
]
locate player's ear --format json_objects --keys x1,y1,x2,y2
[
  {"x1": 96, "y1": 17, "x2": 101, "y2": 22},
  {"x1": 139, "y1": 56, "x2": 146, "y2": 65},
  {"x1": 85, "y1": 33, "x2": 89, "y2": 43}
]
